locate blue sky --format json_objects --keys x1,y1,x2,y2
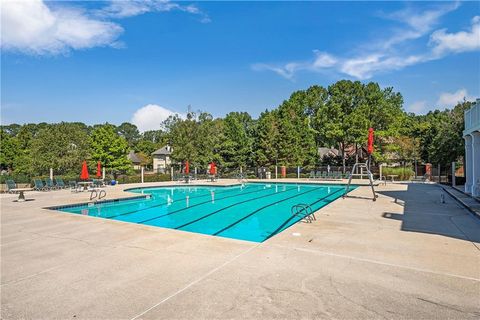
[{"x1": 1, "y1": 1, "x2": 479, "y2": 131}]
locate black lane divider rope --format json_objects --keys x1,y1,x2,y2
[
  {"x1": 105, "y1": 184, "x2": 260, "y2": 219},
  {"x1": 213, "y1": 186, "x2": 329, "y2": 236},
  {"x1": 263, "y1": 188, "x2": 344, "y2": 241},
  {"x1": 174, "y1": 186, "x2": 300, "y2": 230},
  {"x1": 137, "y1": 185, "x2": 277, "y2": 224}
]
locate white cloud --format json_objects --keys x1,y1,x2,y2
[
  {"x1": 131, "y1": 104, "x2": 182, "y2": 132},
  {"x1": 436, "y1": 89, "x2": 475, "y2": 108},
  {"x1": 408, "y1": 100, "x2": 428, "y2": 114},
  {"x1": 0, "y1": 0, "x2": 209, "y2": 56},
  {"x1": 253, "y1": 3, "x2": 479, "y2": 80},
  {"x1": 252, "y1": 51, "x2": 338, "y2": 80},
  {"x1": 0, "y1": 0, "x2": 124, "y2": 55},
  {"x1": 96, "y1": 0, "x2": 210, "y2": 23},
  {"x1": 430, "y1": 16, "x2": 480, "y2": 55}
]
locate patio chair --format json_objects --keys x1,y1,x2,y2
[
  {"x1": 315, "y1": 171, "x2": 323, "y2": 179},
  {"x1": 69, "y1": 181, "x2": 81, "y2": 192},
  {"x1": 6, "y1": 179, "x2": 17, "y2": 193},
  {"x1": 55, "y1": 177, "x2": 67, "y2": 189},
  {"x1": 33, "y1": 179, "x2": 47, "y2": 191},
  {"x1": 309, "y1": 171, "x2": 315, "y2": 180},
  {"x1": 45, "y1": 178, "x2": 58, "y2": 190}
]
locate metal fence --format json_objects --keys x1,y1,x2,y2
[{"x1": 0, "y1": 162, "x2": 465, "y2": 191}]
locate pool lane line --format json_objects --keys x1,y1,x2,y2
[
  {"x1": 173, "y1": 186, "x2": 301, "y2": 230},
  {"x1": 136, "y1": 184, "x2": 278, "y2": 224},
  {"x1": 105, "y1": 184, "x2": 262, "y2": 219},
  {"x1": 263, "y1": 188, "x2": 344, "y2": 241},
  {"x1": 212, "y1": 186, "x2": 331, "y2": 236}
]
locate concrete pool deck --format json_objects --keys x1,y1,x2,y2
[{"x1": 1, "y1": 180, "x2": 479, "y2": 319}]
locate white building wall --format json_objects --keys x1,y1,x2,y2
[{"x1": 464, "y1": 99, "x2": 480, "y2": 196}]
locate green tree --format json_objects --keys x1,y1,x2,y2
[
  {"x1": 117, "y1": 122, "x2": 140, "y2": 148},
  {"x1": 167, "y1": 113, "x2": 198, "y2": 165},
  {"x1": 254, "y1": 110, "x2": 279, "y2": 167},
  {"x1": 30, "y1": 123, "x2": 90, "y2": 175},
  {"x1": 0, "y1": 129, "x2": 19, "y2": 172},
  {"x1": 219, "y1": 112, "x2": 254, "y2": 169},
  {"x1": 90, "y1": 124, "x2": 132, "y2": 177}
]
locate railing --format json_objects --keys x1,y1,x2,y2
[{"x1": 464, "y1": 99, "x2": 480, "y2": 133}]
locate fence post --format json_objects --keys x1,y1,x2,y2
[
  {"x1": 194, "y1": 167, "x2": 197, "y2": 180},
  {"x1": 297, "y1": 166, "x2": 300, "y2": 179},
  {"x1": 102, "y1": 167, "x2": 106, "y2": 180},
  {"x1": 141, "y1": 166, "x2": 144, "y2": 183},
  {"x1": 170, "y1": 167, "x2": 174, "y2": 181},
  {"x1": 49, "y1": 168, "x2": 53, "y2": 180},
  {"x1": 438, "y1": 164, "x2": 441, "y2": 183},
  {"x1": 451, "y1": 162, "x2": 456, "y2": 187},
  {"x1": 360, "y1": 167, "x2": 363, "y2": 180},
  {"x1": 414, "y1": 159, "x2": 417, "y2": 179},
  {"x1": 275, "y1": 166, "x2": 278, "y2": 179},
  {"x1": 379, "y1": 164, "x2": 383, "y2": 181}
]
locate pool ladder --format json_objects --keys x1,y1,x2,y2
[
  {"x1": 90, "y1": 189, "x2": 106, "y2": 201},
  {"x1": 291, "y1": 204, "x2": 316, "y2": 223}
]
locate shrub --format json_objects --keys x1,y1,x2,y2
[{"x1": 382, "y1": 166, "x2": 414, "y2": 181}]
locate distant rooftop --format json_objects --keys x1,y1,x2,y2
[
  {"x1": 152, "y1": 145, "x2": 172, "y2": 156},
  {"x1": 127, "y1": 150, "x2": 142, "y2": 164}
]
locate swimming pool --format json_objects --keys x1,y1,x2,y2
[{"x1": 55, "y1": 183, "x2": 352, "y2": 242}]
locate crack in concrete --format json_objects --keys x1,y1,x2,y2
[
  {"x1": 417, "y1": 297, "x2": 480, "y2": 316},
  {"x1": 328, "y1": 276, "x2": 387, "y2": 319}
]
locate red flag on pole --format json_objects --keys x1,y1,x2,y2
[
  {"x1": 96, "y1": 161, "x2": 102, "y2": 178},
  {"x1": 185, "y1": 160, "x2": 189, "y2": 174},
  {"x1": 80, "y1": 160, "x2": 89, "y2": 180},
  {"x1": 367, "y1": 128, "x2": 374, "y2": 154},
  {"x1": 209, "y1": 162, "x2": 216, "y2": 175}
]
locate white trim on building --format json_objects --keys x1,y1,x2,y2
[{"x1": 463, "y1": 99, "x2": 480, "y2": 196}]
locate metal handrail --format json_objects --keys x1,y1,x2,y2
[
  {"x1": 343, "y1": 162, "x2": 378, "y2": 201},
  {"x1": 291, "y1": 203, "x2": 316, "y2": 223}
]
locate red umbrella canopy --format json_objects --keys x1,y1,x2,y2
[
  {"x1": 96, "y1": 161, "x2": 102, "y2": 178},
  {"x1": 209, "y1": 162, "x2": 216, "y2": 175},
  {"x1": 185, "y1": 160, "x2": 189, "y2": 174},
  {"x1": 80, "y1": 160, "x2": 89, "y2": 180},
  {"x1": 367, "y1": 128, "x2": 374, "y2": 154}
]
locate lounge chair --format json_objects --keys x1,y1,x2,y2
[
  {"x1": 6, "y1": 180, "x2": 17, "y2": 193},
  {"x1": 314, "y1": 171, "x2": 322, "y2": 179},
  {"x1": 69, "y1": 181, "x2": 81, "y2": 192},
  {"x1": 55, "y1": 177, "x2": 67, "y2": 189},
  {"x1": 45, "y1": 178, "x2": 58, "y2": 190},
  {"x1": 309, "y1": 171, "x2": 315, "y2": 180},
  {"x1": 92, "y1": 179, "x2": 103, "y2": 188},
  {"x1": 33, "y1": 179, "x2": 47, "y2": 191}
]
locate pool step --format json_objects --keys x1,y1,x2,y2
[{"x1": 291, "y1": 203, "x2": 316, "y2": 223}]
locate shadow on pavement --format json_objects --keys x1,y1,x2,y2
[{"x1": 378, "y1": 183, "x2": 480, "y2": 243}]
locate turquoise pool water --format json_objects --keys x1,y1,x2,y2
[{"x1": 56, "y1": 183, "x2": 351, "y2": 242}]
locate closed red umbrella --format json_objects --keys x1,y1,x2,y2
[
  {"x1": 185, "y1": 160, "x2": 189, "y2": 175},
  {"x1": 80, "y1": 160, "x2": 89, "y2": 180},
  {"x1": 96, "y1": 161, "x2": 102, "y2": 178},
  {"x1": 209, "y1": 162, "x2": 216, "y2": 175},
  {"x1": 367, "y1": 128, "x2": 374, "y2": 154}
]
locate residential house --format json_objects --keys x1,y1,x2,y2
[{"x1": 152, "y1": 145, "x2": 172, "y2": 173}]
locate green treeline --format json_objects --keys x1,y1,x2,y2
[{"x1": 0, "y1": 80, "x2": 472, "y2": 176}]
